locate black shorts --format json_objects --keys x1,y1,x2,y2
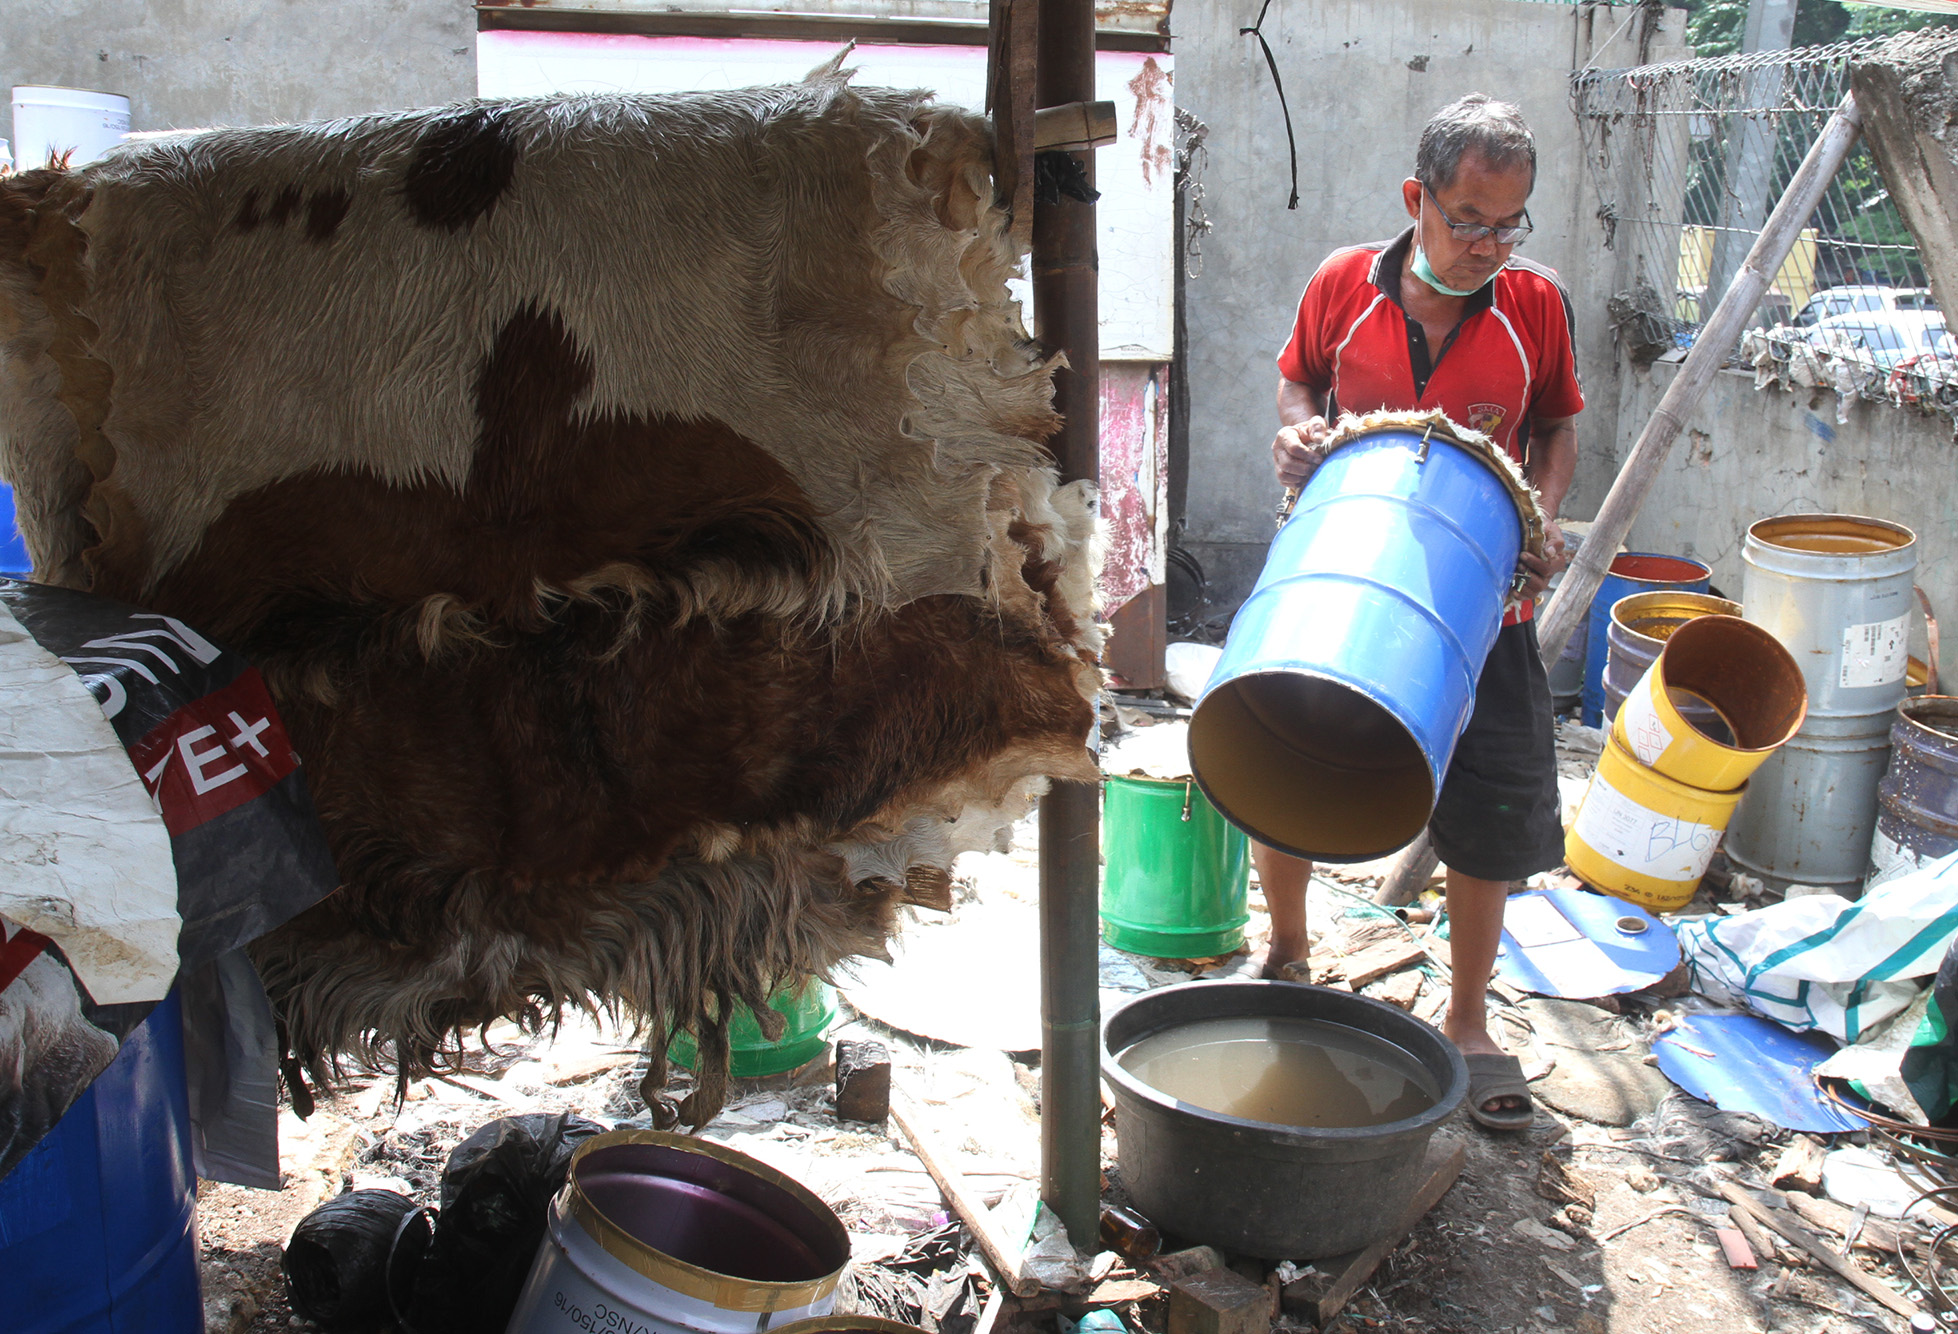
[{"x1": 1426, "y1": 619, "x2": 1563, "y2": 882}]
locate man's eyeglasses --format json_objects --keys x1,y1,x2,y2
[{"x1": 1423, "y1": 184, "x2": 1533, "y2": 246}]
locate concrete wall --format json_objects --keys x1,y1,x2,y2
[
  {"x1": 1, "y1": 0, "x2": 474, "y2": 138},
  {"x1": 1174, "y1": 0, "x2": 1690, "y2": 610},
  {"x1": 1614, "y1": 363, "x2": 1958, "y2": 685}
]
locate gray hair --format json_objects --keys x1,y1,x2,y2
[{"x1": 1416, "y1": 94, "x2": 1536, "y2": 192}]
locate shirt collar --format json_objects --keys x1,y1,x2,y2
[{"x1": 1370, "y1": 225, "x2": 1499, "y2": 315}]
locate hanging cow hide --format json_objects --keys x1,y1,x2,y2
[{"x1": 0, "y1": 62, "x2": 1100, "y2": 1124}]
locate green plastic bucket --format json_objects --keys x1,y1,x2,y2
[
  {"x1": 1101, "y1": 774, "x2": 1250, "y2": 958},
  {"x1": 668, "y1": 979, "x2": 837, "y2": 1078}
]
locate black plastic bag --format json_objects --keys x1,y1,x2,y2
[
  {"x1": 283, "y1": 1189, "x2": 423, "y2": 1330},
  {"x1": 403, "y1": 1112, "x2": 607, "y2": 1334}
]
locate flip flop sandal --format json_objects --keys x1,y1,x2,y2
[{"x1": 1464, "y1": 1051, "x2": 1535, "y2": 1131}]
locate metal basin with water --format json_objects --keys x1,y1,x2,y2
[{"x1": 1102, "y1": 981, "x2": 1466, "y2": 1259}]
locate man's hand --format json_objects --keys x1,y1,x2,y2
[
  {"x1": 1516, "y1": 517, "x2": 1569, "y2": 601},
  {"x1": 1272, "y1": 416, "x2": 1332, "y2": 489}
]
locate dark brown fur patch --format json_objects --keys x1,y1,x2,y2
[
  {"x1": 399, "y1": 104, "x2": 519, "y2": 232},
  {"x1": 234, "y1": 190, "x2": 262, "y2": 232},
  {"x1": 148, "y1": 302, "x2": 829, "y2": 631},
  {"x1": 127, "y1": 300, "x2": 1093, "y2": 1114},
  {"x1": 304, "y1": 188, "x2": 352, "y2": 242},
  {"x1": 267, "y1": 184, "x2": 303, "y2": 228}
]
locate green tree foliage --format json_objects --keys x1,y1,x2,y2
[
  {"x1": 1678, "y1": 0, "x2": 1949, "y2": 57},
  {"x1": 1671, "y1": 1, "x2": 1950, "y2": 291}
]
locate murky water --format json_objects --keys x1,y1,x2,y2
[{"x1": 1116, "y1": 1016, "x2": 1439, "y2": 1129}]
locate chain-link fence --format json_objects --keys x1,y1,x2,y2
[{"x1": 1573, "y1": 35, "x2": 1958, "y2": 423}]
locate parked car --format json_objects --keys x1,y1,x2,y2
[
  {"x1": 1804, "y1": 310, "x2": 1951, "y2": 370},
  {"x1": 1794, "y1": 285, "x2": 1938, "y2": 327}
]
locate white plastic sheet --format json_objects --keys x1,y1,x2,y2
[
  {"x1": 1676, "y1": 850, "x2": 1958, "y2": 1043},
  {"x1": 0, "y1": 601, "x2": 179, "y2": 1004},
  {"x1": 1163, "y1": 642, "x2": 1222, "y2": 704}
]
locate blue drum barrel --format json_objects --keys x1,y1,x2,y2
[
  {"x1": 0, "y1": 991, "x2": 203, "y2": 1332},
  {"x1": 1580, "y1": 553, "x2": 1711, "y2": 726},
  {"x1": 1188, "y1": 415, "x2": 1537, "y2": 861}
]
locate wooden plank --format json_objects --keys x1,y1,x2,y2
[
  {"x1": 1105, "y1": 582, "x2": 1167, "y2": 690},
  {"x1": 893, "y1": 1096, "x2": 1041, "y2": 1297},
  {"x1": 1716, "y1": 1181, "x2": 1922, "y2": 1322},
  {"x1": 1314, "y1": 938, "x2": 1427, "y2": 989},
  {"x1": 1167, "y1": 1269, "x2": 1269, "y2": 1334},
  {"x1": 1728, "y1": 1203, "x2": 1790, "y2": 1269},
  {"x1": 1784, "y1": 1190, "x2": 1909, "y2": 1256},
  {"x1": 1305, "y1": 1134, "x2": 1466, "y2": 1328}
]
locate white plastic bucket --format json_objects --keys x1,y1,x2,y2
[
  {"x1": 12, "y1": 86, "x2": 130, "y2": 170},
  {"x1": 507, "y1": 1130, "x2": 849, "y2": 1334}
]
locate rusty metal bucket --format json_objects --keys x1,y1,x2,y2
[
  {"x1": 1869, "y1": 695, "x2": 1958, "y2": 888},
  {"x1": 1600, "y1": 591, "x2": 1743, "y2": 729},
  {"x1": 1611, "y1": 615, "x2": 1808, "y2": 792}
]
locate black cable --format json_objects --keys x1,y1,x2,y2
[{"x1": 1239, "y1": 0, "x2": 1300, "y2": 211}]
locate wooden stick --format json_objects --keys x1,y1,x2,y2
[
  {"x1": 1728, "y1": 1203, "x2": 1788, "y2": 1269},
  {"x1": 1314, "y1": 1135, "x2": 1466, "y2": 1327},
  {"x1": 892, "y1": 1096, "x2": 1042, "y2": 1297},
  {"x1": 1716, "y1": 1181, "x2": 1922, "y2": 1322},
  {"x1": 973, "y1": 1281, "x2": 1008, "y2": 1334},
  {"x1": 1376, "y1": 92, "x2": 1867, "y2": 911}
]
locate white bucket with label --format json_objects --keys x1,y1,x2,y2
[
  {"x1": 1729, "y1": 514, "x2": 1919, "y2": 895},
  {"x1": 11, "y1": 86, "x2": 130, "y2": 170},
  {"x1": 506, "y1": 1130, "x2": 850, "y2": 1334}
]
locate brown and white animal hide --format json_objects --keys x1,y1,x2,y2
[{"x1": 0, "y1": 64, "x2": 1100, "y2": 1124}]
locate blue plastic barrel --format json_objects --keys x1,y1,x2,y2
[
  {"x1": 0, "y1": 991, "x2": 203, "y2": 1332},
  {"x1": 1188, "y1": 419, "x2": 1531, "y2": 862},
  {"x1": 0, "y1": 482, "x2": 30, "y2": 574},
  {"x1": 1580, "y1": 553, "x2": 1711, "y2": 726}
]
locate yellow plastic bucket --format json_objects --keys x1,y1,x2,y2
[
  {"x1": 1610, "y1": 614, "x2": 1809, "y2": 792},
  {"x1": 1566, "y1": 734, "x2": 1746, "y2": 911}
]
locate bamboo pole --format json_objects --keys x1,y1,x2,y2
[
  {"x1": 1375, "y1": 91, "x2": 1866, "y2": 908},
  {"x1": 1031, "y1": 0, "x2": 1103, "y2": 1253}
]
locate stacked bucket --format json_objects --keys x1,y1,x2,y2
[
  {"x1": 1567, "y1": 611, "x2": 1808, "y2": 912},
  {"x1": 1725, "y1": 516, "x2": 1920, "y2": 895}
]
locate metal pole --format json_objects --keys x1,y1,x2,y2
[
  {"x1": 1376, "y1": 90, "x2": 1864, "y2": 909},
  {"x1": 1033, "y1": 0, "x2": 1102, "y2": 1251}
]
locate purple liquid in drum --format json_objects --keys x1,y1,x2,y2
[{"x1": 574, "y1": 1145, "x2": 845, "y2": 1283}]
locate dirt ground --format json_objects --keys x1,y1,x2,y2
[{"x1": 197, "y1": 723, "x2": 1931, "y2": 1334}]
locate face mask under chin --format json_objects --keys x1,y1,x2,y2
[{"x1": 1413, "y1": 197, "x2": 1500, "y2": 298}]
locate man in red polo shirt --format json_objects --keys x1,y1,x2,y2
[{"x1": 1259, "y1": 94, "x2": 1580, "y2": 1130}]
